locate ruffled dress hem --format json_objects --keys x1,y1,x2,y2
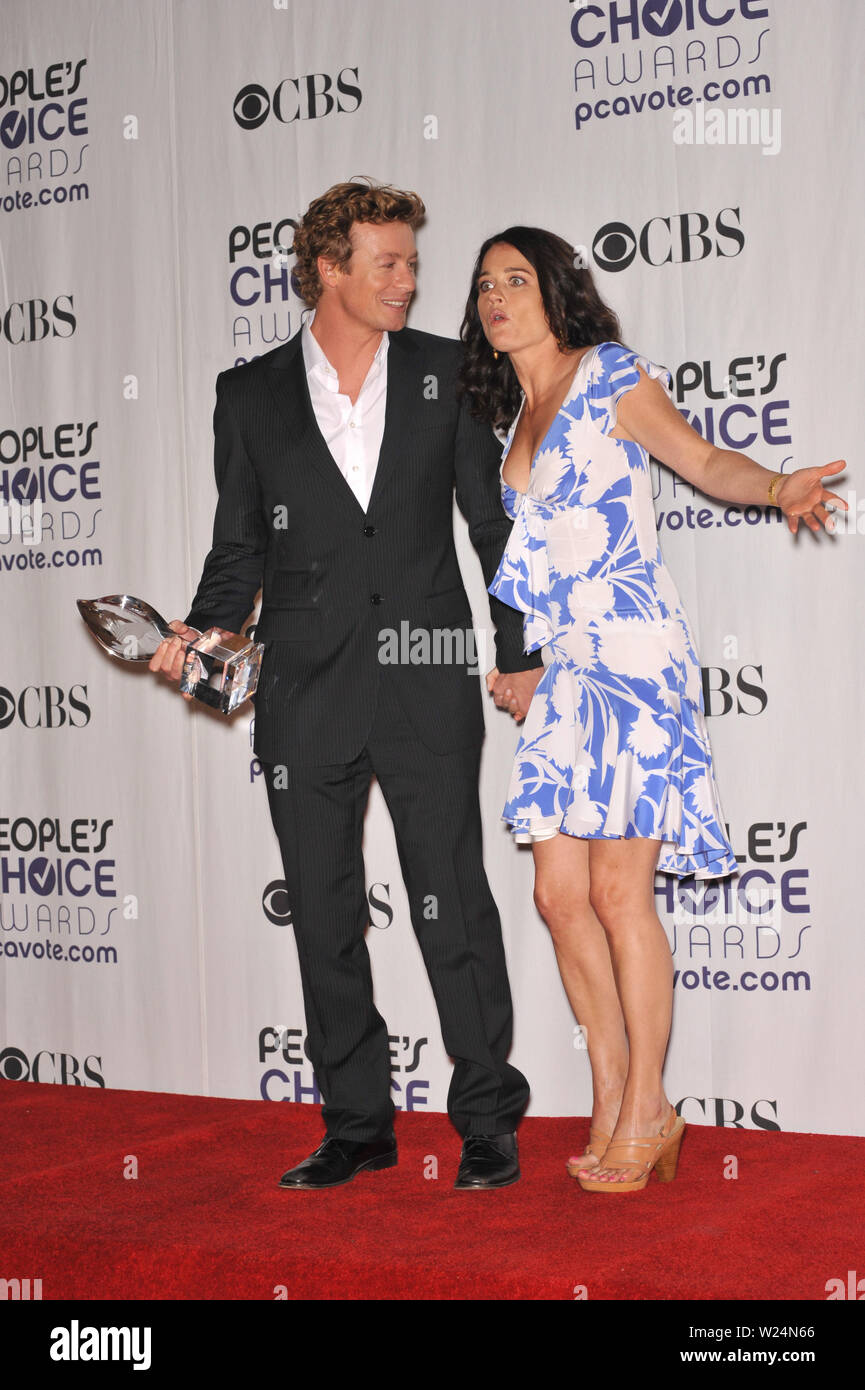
[{"x1": 506, "y1": 813, "x2": 738, "y2": 880}]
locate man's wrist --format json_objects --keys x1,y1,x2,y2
[
  {"x1": 497, "y1": 662, "x2": 543, "y2": 677},
  {"x1": 496, "y1": 649, "x2": 543, "y2": 674}
]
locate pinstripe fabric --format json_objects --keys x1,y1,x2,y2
[
  {"x1": 263, "y1": 678, "x2": 530, "y2": 1141},
  {"x1": 186, "y1": 327, "x2": 541, "y2": 766}
]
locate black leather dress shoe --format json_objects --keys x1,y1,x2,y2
[
  {"x1": 454, "y1": 1132, "x2": 520, "y2": 1189},
  {"x1": 278, "y1": 1135, "x2": 397, "y2": 1189}
]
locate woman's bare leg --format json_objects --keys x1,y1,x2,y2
[
  {"x1": 531, "y1": 833, "x2": 629, "y2": 1163},
  {"x1": 581, "y1": 837, "x2": 674, "y2": 1183}
]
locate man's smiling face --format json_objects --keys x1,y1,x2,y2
[{"x1": 324, "y1": 220, "x2": 418, "y2": 333}]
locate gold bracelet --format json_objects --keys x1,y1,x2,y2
[{"x1": 767, "y1": 473, "x2": 785, "y2": 505}]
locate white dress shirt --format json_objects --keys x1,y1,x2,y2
[{"x1": 301, "y1": 315, "x2": 389, "y2": 511}]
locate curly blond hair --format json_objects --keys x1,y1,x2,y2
[{"x1": 291, "y1": 177, "x2": 425, "y2": 306}]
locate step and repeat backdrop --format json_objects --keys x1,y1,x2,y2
[{"x1": 1, "y1": 0, "x2": 861, "y2": 1135}]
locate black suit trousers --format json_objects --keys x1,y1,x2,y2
[{"x1": 262, "y1": 675, "x2": 530, "y2": 1141}]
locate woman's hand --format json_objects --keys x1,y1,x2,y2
[
  {"x1": 774, "y1": 461, "x2": 847, "y2": 534},
  {"x1": 487, "y1": 666, "x2": 522, "y2": 720},
  {"x1": 615, "y1": 375, "x2": 848, "y2": 537},
  {"x1": 486, "y1": 666, "x2": 543, "y2": 723}
]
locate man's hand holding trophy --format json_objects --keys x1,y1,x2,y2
[{"x1": 77, "y1": 594, "x2": 263, "y2": 714}]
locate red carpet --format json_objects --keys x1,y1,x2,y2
[{"x1": 1, "y1": 1079, "x2": 860, "y2": 1301}]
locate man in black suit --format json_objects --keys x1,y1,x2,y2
[{"x1": 152, "y1": 180, "x2": 543, "y2": 1188}]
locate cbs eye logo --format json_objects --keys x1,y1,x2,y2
[
  {"x1": 262, "y1": 879, "x2": 292, "y2": 926},
  {"x1": 593, "y1": 221, "x2": 639, "y2": 273},
  {"x1": 0, "y1": 1046, "x2": 29, "y2": 1080},
  {"x1": 234, "y1": 84, "x2": 270, "y2": 130}
]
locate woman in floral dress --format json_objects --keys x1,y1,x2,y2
[{"x1": 459, "y1": 227, "x2": 845, "y2": 1192}]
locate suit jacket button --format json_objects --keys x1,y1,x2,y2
[
  {"x1": 364, "y1": 525, "x2": 376, "y2": 537},
  {"x1": 370, "y1": 593, "x2": 382, "y2": 605}
]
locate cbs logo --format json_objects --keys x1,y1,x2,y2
[
  {"x1": 262, "y1": 879, "x2": 392, "y2": 927},
  {"x1": 0, "y1": 684, "x2": 90, "y2": 729},
  {"x1": 0, "y1": 1045, "x2": 104, "y2": 1086},
  {"x1": 233, "y1": 68, "x2": 361, "y2": 129},
  {"x1": 592, "y1": 208, "x2": 744, "y2": 271}
]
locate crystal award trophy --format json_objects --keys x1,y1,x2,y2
[{"x1": 77, "y1": 594, "x2": 263, "y2": 714}]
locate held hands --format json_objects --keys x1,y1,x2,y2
[
  {"x1": 149, "y1": 620, "x2": 202, "y2": 699},
  {"x1": 774, "y1": 460, "x2": 847, "y2": 534},
  {"x1": 486, "y1": 666, "x2": 544, "y2": 723}
]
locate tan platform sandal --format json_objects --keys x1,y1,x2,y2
[
  {"x1": 577, "y1": 1106, "x2": 685, "y2": 1193},
  {"x1": 566, "y1": 1128, "x2": 610, "y2": 1178}
]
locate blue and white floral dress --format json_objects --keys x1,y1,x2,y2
[{"x1": 489, "y1": 341, "x2": 738, "y2": 880}]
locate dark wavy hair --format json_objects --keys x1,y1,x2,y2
[{"x1": 458, "y1": 226, "x2": 622, "y2": 429}]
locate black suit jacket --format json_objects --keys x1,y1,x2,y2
[{"x1": 186, "y1": 326, "x2": 540, "y2": 765}]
